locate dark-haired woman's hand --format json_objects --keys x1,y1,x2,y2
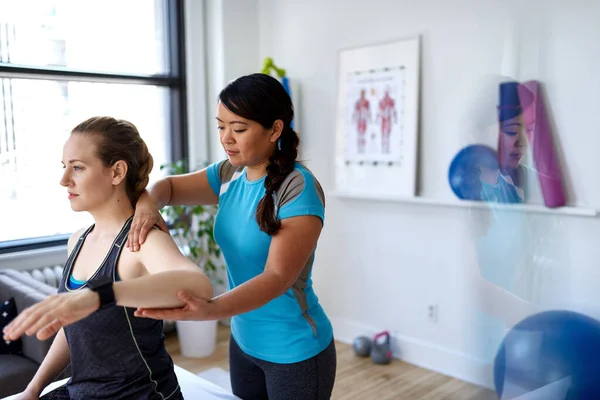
[
  {"x1": 134, "y1": 290, "x2": 215, "y2": 321},
  {"x1": 127, "y1": 193, "x2": 169, "y2": 252}
]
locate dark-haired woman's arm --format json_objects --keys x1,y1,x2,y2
[
  {"x1": 134, "y1": 215, "x2": 322, "y2": 321},
  {"x1": 127, "y1": 168, "x2": 219, "y2": 251}
]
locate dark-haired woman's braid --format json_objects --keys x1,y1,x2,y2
[{"x1": 256, "y1": 126, "x2": 299, "y2": 235}]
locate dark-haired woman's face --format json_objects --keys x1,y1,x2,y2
[
  {"x1": 499, "y1": 114, "x2": 528, "y2": 170},
  {"x1": 216, "y1": 102, "x2": 280, "y2": 168}
]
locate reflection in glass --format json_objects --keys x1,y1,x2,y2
[
  {"x1": 461, "y1": 76, "x2": 572, "y2": 396},
  {"x1": 479, "y1": 81, "x2": 534, "y2": 204}
]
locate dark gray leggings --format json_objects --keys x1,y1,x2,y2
[{"x1": 229, "y1": 336, "x2": 337, "y2": 400}]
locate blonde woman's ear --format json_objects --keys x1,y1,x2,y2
[{"x1": 112, "y1": 160, "x2": 128, "y2": 185}]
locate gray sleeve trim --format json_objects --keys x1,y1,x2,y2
[
  {"x1": 217, "y1": 160, "x2": 239, "y2": 184},
  {"x1": 313, "y1": 174, "x2": 326, "y2": 208},
  {"x1": 277, "y1": 170, "x2": 304, "y2": 208},
  {"x1": 276, "y1": 169, "x2": 325, "y2": 209}
]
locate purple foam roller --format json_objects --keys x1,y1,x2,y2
[{"x1": 518, "y1": 81, "x2": 566, "y2": 208}]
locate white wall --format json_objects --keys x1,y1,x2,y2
[
  {"x1": 254, "y1": 0, "x2": 600, "y2": 388},
  {"x1": 184, "y1": 0, "x2": 209, "y2": 166},
  {"x1": 203, "y1": 0, "x2": 261, "y2": 164},
  {"x1": 175, "y1": 0, "x2": 263, "y2": 167}
]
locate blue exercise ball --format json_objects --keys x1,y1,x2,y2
[
  {"x1": 448, "y1": 144, "x2": 499, "y2": 201},
  {"x1": 494, "y1": 310, "x2": 600, "y2": 399}
]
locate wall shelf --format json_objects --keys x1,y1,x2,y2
[{"x1": 330, "y1": 191, "x2": 598, "y2": 217}]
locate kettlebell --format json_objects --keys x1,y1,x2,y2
[
  {"x1": 370, "y1": 330, "x2": 392, "y2": 365},
  {"x1": 352, "y1": 335, "x2": 372, "y2": 357}
]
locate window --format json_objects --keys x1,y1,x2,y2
[{"x1": 0, "y1": 0, "x2": 187, "y2": 252}]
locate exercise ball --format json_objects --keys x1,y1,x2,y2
[
  {"x1": 448, "y1": 144, "x2": 499, "y2": 201},
  {"x1": 494, "y1": 310, "x2": 600, "y2": 399},
  {"x1": 352, "y1": 336, "x2": 372, "y2": 357}
]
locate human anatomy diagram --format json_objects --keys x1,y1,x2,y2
[
  {"x1": 346, "y1": 68, "x2": 404, "y2": 163},
  {"x1": 376, "y1": 87, "x2": 398, "y2": 154},
  {"x1": 352, "y1": 89, "x2": 371, "y2": 154}
]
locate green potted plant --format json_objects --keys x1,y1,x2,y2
[{"x1": 159, "y1": 159, "x2": 225, "y2": 358}]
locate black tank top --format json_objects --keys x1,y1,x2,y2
[{"x1": 58, "y1": 216, "x2": 183, "y2": 400}]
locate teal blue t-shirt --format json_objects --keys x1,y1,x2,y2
[{"x1": 206, "y1": 160, "x2": 333, "y2": 364}]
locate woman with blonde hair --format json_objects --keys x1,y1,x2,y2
[{"x1": 4, "y1": 116, "x2": 213, "y2": 400}]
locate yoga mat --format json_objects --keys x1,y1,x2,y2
[{"x1": 518, "y1": 81, "x2": 567, "y2": 208}]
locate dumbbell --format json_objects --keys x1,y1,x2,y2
[
  {"x1": 352, "y1": 335, "x2": 372, "y2": 357},
  {"x1": 352, "y1": 331, "x2": 393, "y2": 365},
  {"x1": 370, "y1": 330, "x2": 392, "y2": 365}
]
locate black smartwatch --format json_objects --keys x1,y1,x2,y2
[{"x1": 87, "y1": 276, "x2": 116, "y2": 309}]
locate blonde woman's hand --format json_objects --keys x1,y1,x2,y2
[
  {"x1": 3, "y1": 290, "x2": 100, "y2": 342},
  {"x1": 127, "y1": 193, "x2": 169, "y2": 252},
  {"x1": 12, "y1": 388, "x2": 41, "y2": 400}
]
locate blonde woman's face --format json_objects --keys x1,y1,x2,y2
[{"x1": 59, "y1": 134, "x2": 115, "y2": 212}]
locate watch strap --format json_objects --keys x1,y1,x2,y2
[{"x1": 88, "y1": 276, "x2": 116, "y2": 309}]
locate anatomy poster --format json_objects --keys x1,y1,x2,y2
[
  {"x1": 345, "y1": 66, "x2": 405, "y2": 164},
  {"x1": 335, "y1": 37, "x2": 420, "y2": 198}
]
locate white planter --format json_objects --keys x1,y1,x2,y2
[{"x1": 176, "y1": 320, "x2": 218, "y2": 358}]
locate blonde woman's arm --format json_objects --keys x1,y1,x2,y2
[{"x1": 3, "y1": 229, "x2": 213, "y2": 341}]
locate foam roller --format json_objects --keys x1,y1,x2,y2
[{"x1": 518, "y1": 81, "x2": 566, "y2": 208}]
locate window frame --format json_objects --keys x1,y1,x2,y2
[{"x1": 0, "y1": 0, "x2": 188, "y2": 254}]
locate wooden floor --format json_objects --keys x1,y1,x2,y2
[{"x1": 166, "y1": 323, "x2": 497, "y2": 400}]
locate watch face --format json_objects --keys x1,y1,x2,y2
[
  {"x1": 89, "y1": 276, "x2": 113, "y2": 290},
  {"x1": 88, "y1": 276, "x2": 116, "y2": 308}
]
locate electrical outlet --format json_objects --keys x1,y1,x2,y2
[{"x1": 428, "y1": 304, "x2": 438, "y2": 323}]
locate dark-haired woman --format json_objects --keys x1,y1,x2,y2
[{"x1": 127, "y1": 73, "x2": 337, "y2": 400}]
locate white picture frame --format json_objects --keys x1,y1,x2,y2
[{"x1": 334, "y1": 36, "x2": 421, "y2": 198}]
